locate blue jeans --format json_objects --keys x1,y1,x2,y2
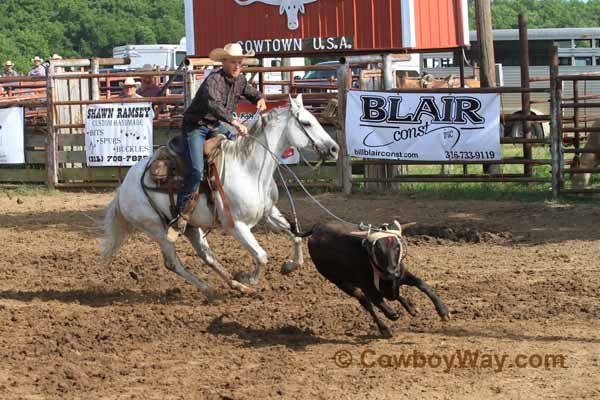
[{"x1": 174, "y1": 122, "x2": 233, "y2": 217}]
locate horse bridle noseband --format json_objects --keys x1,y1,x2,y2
[{"x1": 289, "y1": 107, "x2": 320, "y2": 148}]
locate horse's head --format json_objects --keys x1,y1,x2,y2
[{"x1": 284, "y1": 94, "x2": 339, "y2": 161}]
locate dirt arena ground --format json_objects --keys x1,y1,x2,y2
[{"x1": 0, "y1": 189, "x2": 599, "y2": 399}]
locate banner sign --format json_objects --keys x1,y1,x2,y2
[
  {"x1": 85, "y1": 103, "x2": 154, "y2": 166},
  {"x1": 0, "y1": 107, "x2": 25, "y2": 164},
  {"x1": 239, "y1": 36, "x2": 354, "y2": 55},
  {"x1": 346, "y1": 91, "x2": 502, "y2": 161}
]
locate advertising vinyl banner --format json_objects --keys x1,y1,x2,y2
[
  {"x1": 0, "y1": 107, "x2": 25, "y2": 164},
  {"x1": 345, "y1": 91, "x2": 502, "y2": 162},
  {"x1": 85, "y1": 103, "x2": 154, "y2": 167}
]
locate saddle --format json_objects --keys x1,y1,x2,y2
[{"x1": 146, "y1": 134, "x2": 234, "y2": 228}]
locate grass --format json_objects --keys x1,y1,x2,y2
[
  {"x1": 0, "y1": 184, "x2": 57, "y2": 197},
  {"x1": 351, "y1": 144, "x2": 600, "y2": 204}
]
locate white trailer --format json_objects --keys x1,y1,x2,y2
[{"x1": 112, "y1": 43, "x2": 187, "y2": 70}]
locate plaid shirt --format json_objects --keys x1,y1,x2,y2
[{"x1": 183, "y1": 68, "x2": 262, "y2": 129}]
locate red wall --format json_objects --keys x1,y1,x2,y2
[
  {"x1": 191, "y1": 0, "x2": 466, "y2": 56},
  {"x1": 414, "y1": 0, "x2": 465, "y2": 49}
]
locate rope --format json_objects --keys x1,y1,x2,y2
[
  {"x1": 244, "y1": 133, "x2": 361, "y2": 228},
  {"x1": 240, "y1": 109, "x2": 391, "y2": 234}
]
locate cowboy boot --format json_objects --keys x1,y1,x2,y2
[{"x1": 167, "y1": 191, "x2": 199, "y2": 242}]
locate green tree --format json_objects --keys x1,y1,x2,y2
[{"x1": 0, "y1": 0, "x2": 184, "y2": 74}]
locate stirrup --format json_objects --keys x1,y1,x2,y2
[{"x1": 167, "y1": 216, "x2": 187, "y2": 243}]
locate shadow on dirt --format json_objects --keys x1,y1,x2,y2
[
  {"x1": 0, "y1": 289, "x2": 175, "y2": 307},
  {"x1": 206, "y1": 315, "x2": 362, "y2": 350}
]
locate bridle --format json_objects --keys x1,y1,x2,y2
[{"x1": 288, "y1": 106, "x2": 325, "y2": 170}]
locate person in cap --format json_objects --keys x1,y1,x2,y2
[
  {"x1": 119, "y1": 77, "x2": 143, "y2": 98},
  {"x1": 137, "y1": 64, "x2": 163, "y2": 97},
  {"x1": 28, "y1": 56, "x2": 45, "y2": 77},
  {"x1": 169, "y1": 42, "x2": 267, "y2": 234}
]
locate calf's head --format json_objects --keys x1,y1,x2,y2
[{"x1": 365, "y1": 223, "x2": 407, "y2": 299}]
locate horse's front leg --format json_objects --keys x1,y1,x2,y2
[
  {"x1": 184, "y1": 228, "x2": 251, "y2": 293},
  {"x1": 226, "y1": 222, "x2": 268, "y2": 285},
  {"x1": 264, "y1": 205, "x2": 303, "y2": 275}
]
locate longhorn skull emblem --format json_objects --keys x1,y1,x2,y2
[{"x1": 234, "y1": 0, "x2": 317, "y2": 30}]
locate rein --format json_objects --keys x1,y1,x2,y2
[
  {"x1": 243, "y1": 106, "x2": 399, "y2": 238},
  {"x1": 288, "y1": 108, "x2": 324, "y2": 171}
]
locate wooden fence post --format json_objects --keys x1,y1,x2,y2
[
  {"x1": 549, "y1": 45, "x2": 560, "y2": 197},
  {"x1": 519, "y1": 14, "x2": 533, "y2": 177},
  {"x1": 45, "y1": 65, "x2": 58, "y2": 188},
  {"x1": 90, "y1": 58, "x2": 100, "y2": 100},
  {"x1": 337, "y1": 62, "x2": 352, "y2": 194},
  {"x1": 184, "y1": 66, "x2": 196, "y2": 108}
]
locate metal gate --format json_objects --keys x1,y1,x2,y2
[{"x1": 550, "y1": 50, "x2": 600, "y2": 195}]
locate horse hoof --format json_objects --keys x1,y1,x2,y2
[
  {"x1": 230, "y1": 280, "x2": 252, "y2": 294},
  {"x1": 280, "y1": 260, "x2": 300, "y2": 275},
  {"x1": 233, "y1": 271, "x2": 258, "y2": 285},
  {"x1": 441, "y1": 312, "x2": 451, "y2": 321},
  {"x1": 204, "y1": 287, "x2": 218, "y2": 302}
]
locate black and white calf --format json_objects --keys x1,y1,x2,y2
[{"x1": 297, "y1": 221, "x2": 449, "y2": 338}]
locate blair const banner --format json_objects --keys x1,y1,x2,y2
[{"x1": 345, "y1": 91, "x2": 502, "y2": 162}]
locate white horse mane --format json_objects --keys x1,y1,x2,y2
[{"x1": 222, "y1": 106, "x2": 289, "y2": 159}]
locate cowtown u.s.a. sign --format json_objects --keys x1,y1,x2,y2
[
  {"x1": 184, "y1": 0, "x2": 469, "y2": 57},
  {"x1": 345, "y1": 91, "x2": 502, "y2": 162}
]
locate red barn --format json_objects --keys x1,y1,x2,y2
[{"x1": 184, "y1": 0, "x2": 470, "y2": 57}]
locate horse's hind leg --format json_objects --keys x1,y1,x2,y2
[
  {"x1": 264, "y1": 206, "x2": 304, "y2": 275},
  {"x1": 158, "y1": 239, "x2": 213, "y2": 293},
  {"x1": 226, "y1": 222, "x2": 268, "y2": 286},
  {"x1": 184, "y1": 227, "x2": 250, "y2": 293}
]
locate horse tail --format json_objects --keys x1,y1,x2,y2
[{"x1": 100, "y1": 190, "x2": 133, "y2": 262}]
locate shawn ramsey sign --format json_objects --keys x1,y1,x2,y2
[
  {"x1": 85, "y1": 103, "x2": 154, "y2": 167},
  {"x1": 346, "y1": 91, "x2": 502, "y2": 161}
]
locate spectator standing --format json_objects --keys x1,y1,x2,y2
[
  {"x1": 3, "y1": 60, "x2": 18, "y2": 78},
  {"x1": 119, "y1": 77, "x2": 143, "y2": 98},
  {"x1": 28, "y1": 56, "x2": 46, "y2": 77},
  {"x1": 137, "y1": 64, "x2": 163, "y2": 97},
  {"x1": 2, "y1": 60, "x2": 20, "y2": 93}
]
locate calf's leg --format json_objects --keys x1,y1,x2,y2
[
  {"x1": 397, "y1": 295, "x2": 419, "y2": 316},
  {"x1": 363, "y1": 287, "x2": 399, "y2": 321},
  {"x1": 400, "y1": 271, "x2": 450, "y2": 320},
  {"x1": 336, "y1": 283, "x2": 393, "y2": 338}
]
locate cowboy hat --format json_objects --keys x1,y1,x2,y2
[
  {"x1": 4, "y1": 60, "x2": 13, "y2": 67},
  {"x1": 50, "y1": 54, "x2": 62, "y2": 59},
  {"x1": 137, "y1": 63, "x2": 157, "y2": 72},
  {"x1": 119, "y1": 77, "x2": 141, "y2": 88},
  {"x1": 32, "y1": 56, "x2": 43, "y2": 63},
  {"x1": 209, "y1": 43, "x2": 256, "y2": 63}
]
